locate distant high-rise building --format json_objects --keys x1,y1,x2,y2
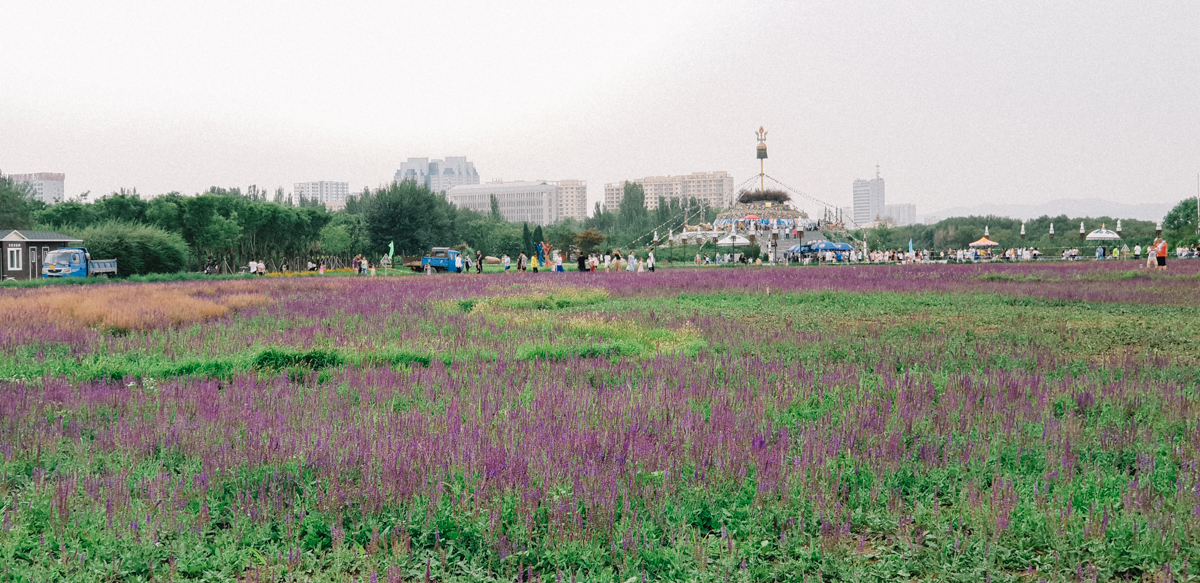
[
  {"x1": 394, "y1": 157, "x2": 479, "y2": 193},
  {"x1": 448, "y1": 181, "x2": 560, "y2": 226},
  {"x1": 604, "y1": 171, "x2": 733, "y2": 212},
  {"x1": 11, "y1": 173, "x2": 65, "y2": 204},
  {"x1": 550, "y1": 180, "x2": 588, "y2": 221},
  {"x1": 883, "y1": 203, "x2": 917, "y2": 227},
  {"x1": 294, "y1": 181, "x2": 349, "y2": 210},
  {"x1": 852, "y1": 167, "x2": 885, "y2": 225}
]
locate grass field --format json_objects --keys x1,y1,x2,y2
[{"x1": 2, "y1": 262, "x2": 1200, "y2": 582}]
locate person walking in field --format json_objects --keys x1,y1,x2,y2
[
  {"x1": 503, "y1": 254, "x2": 511, "y2": 272},
  {"x1": 476, "y1": 250, "x2": 484, "y2": 274},
  {"x1": 1155, "y1": 237, "x2": 1168, "y2": 272}
]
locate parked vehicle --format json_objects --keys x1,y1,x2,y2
[
  {"x1": 420, "y1": 248, "x2": 463, "y2": 273},
  {"x1": 41, "y1": 247, "x2": 118, "y2": 278}
]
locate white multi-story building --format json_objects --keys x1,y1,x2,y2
[
  {"x1": 394, "y1": 156, "x2": 480, "y2": 193},
  {"x1": 604, "y1": 171, "x2": 733, "y2": 212},
  {"x1": 852, "y1": 167, "x2": 885, "y2": 225},
  {"x1": 448, "y1": 181, "x2": 560, "y2": 226},
  {"x1": 294, "y1": 181, "x2": 349, "y2": 210},
  {"x1": 10, "y1": 173, "x2": 65, "y2": 204},
  {"x1": 551, "y1": 179, "x2": 588, "y2": 221},
  {"x1": 883, "y1": 203, "x2": 917, "y2": 227}
]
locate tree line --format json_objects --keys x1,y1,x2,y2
[
  {"x1": 8, "y1": 169, "x2": 1194, "y2": 276},
  {"x1": 856, "y1": 206, "x2": 1198, "y2": 252},
  {"x1": 2, "y1": 174, "x2": 716, "y2": 275}
]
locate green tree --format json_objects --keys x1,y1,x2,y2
[
  {"x1": 544, "y1": 219, "x2": 580, "y2": 252},
  {"x1": 0, "y1": 173, "x2": 35, "y2": 229},
  {"x1": 36, "y1": 201, "x2": 95, "y2": 229},
  {"x1": 364, "y1": 181, "x2": 457, "y2": 256},
  {"x1": 490, "y1": 194, "x2": 503, "y2": 222},
  {"x1": 1164, "y1": 197, "x2": 1199, "y2": 247},
  {"x1": 320, "y1": 224, "x2": 352, "y2": 255},
  {"x1": 196, "y1": 212, "x2": 243, "y2": 258},
  {"x1": 145, "y1": 194, "x2": 185, "y2": 233},
  {"x1": 93, "y1": 191, "x2": 148, "y2": 223},
  {"x1": 618, "y1": 183, "x2": 648, "y2": 235},
  {"x1": 522, "y1": 223, "x2": 534, "y2": 256},
  {"x1": 576, "y1": 228, "x2": 606, "y2": 254},
  {"x1": 532, "y1": 225, "x2": 545, "y2": 247},
  {"x1": 492, "y1": 228, "x2": 525, "y2": 258}
]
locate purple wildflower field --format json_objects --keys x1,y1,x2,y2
[{"x1": 2, "y1": 261, "x2": 1200, "y2": 581}]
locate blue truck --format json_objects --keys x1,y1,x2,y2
[
  {"x1": 420, "y1": 247, "x2": 464, "y2": 273},
  {"x1": 41, "y1": 247, "x2": 118, "y2": 278}
]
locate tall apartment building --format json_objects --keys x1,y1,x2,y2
[
  {"x1": 448, "y1": 181, "x2": 560, "y2": 226},
  {"x1": 604, "y1": 171, "x2": 733, "y2": 212},
  {"x1": 394, "y1": 157, "x2": 479, "y2": 193},
  {"x1": 551, "y1": 179, "x2": 588, "y2": 221},
  {"x1": 10, "y1": 173, "x2": 65, "y2": 204},
  {"x1": 883, "y1": 203, "x2": 917, "y2": 227},
  {"x1": 294, "y1": 181, "x2": 349, "y2": 210},
  {"x1": 852, "y1": 167, "x2": 885, "y2": 225}
]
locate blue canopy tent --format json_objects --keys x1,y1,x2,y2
[{"x1": 810, "y1": 241, "x2": 852, "y2": 251}]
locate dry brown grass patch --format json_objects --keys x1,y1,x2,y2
[{"x1": 0, "y1": 284, "x2": 270, "y2": 332}]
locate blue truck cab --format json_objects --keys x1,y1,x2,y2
[
  {"x1": 42, "y1": 247, "x2": 118, "y2": 278},
  {"x1": 421, "y1": 247, "x2": 463, "y2": 273}
]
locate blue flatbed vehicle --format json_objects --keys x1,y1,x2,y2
[
  {"x1": 41, "y1": 247, "x2": 118, "y2": 278},
  {"x1": 420, "y1": 248, "x2": 464, "y2": 273}
]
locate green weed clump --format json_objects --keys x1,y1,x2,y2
[
  {"x1": 515, "y1": 339, "x2": 643, "y2": 361},
  {"x1": 253, "y1": 348, "x2": 344, "y2": 370}
]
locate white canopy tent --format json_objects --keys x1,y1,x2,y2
[{"x1": 716, "y1": 234, "x2": 752, "y2": 247}]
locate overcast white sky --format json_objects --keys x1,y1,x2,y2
[{"x1": 2, "y1": 1, "x2": 1198, "y2": 215}]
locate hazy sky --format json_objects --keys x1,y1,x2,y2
[{"x1": 3, "y1": 1, "x2": 1198, "y2": 216}]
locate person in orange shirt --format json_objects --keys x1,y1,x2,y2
[{"x1": 1154, "y1": 237, "x2": 1168, "y2": 272}]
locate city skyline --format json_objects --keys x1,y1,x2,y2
[{"x1": 3, "y1": 2, "x2": 1198, "y2": 217}]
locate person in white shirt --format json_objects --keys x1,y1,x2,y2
[
  {"x1": 503, "y1": 255, "x2": 511, "y2": 272},
  {"x1": 248, "y1": 260, "x2": 257, "y2": 275},
  {"x1": 554, "y1": 252, "x2": 563, "y2": 272},
  {"x1": 647, "y1": 250, "x2": 656, "y2": 272}
]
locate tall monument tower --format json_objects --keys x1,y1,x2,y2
[{"x1": 755, "y1": 126, "x2": 768, "y2": 193}]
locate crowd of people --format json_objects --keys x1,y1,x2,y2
[
  {"x1": 495, "y1": 249, "x2": 658, "y2": 273},
  {"x1": 210, "y1": 235, "x2": 1195, "y2": 278}
]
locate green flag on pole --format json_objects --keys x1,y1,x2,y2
[{"x1": 388, "y1": 241, "x2": 394, "y2": 258}]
